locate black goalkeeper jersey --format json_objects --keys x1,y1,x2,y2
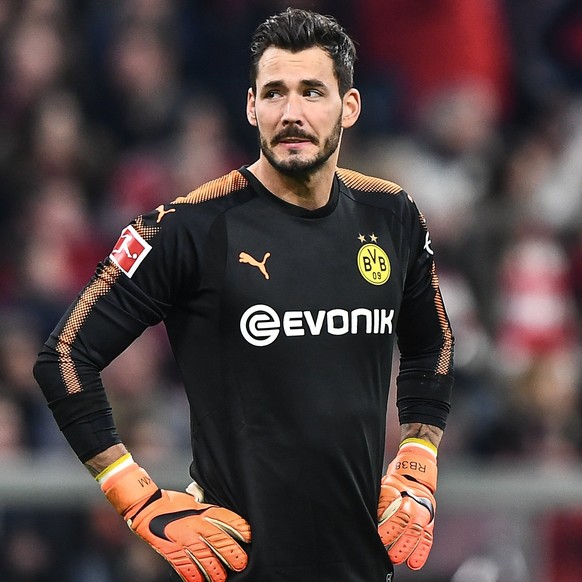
[{"x1": 35, "y1": 166, "x2": 453, "y2": 581}]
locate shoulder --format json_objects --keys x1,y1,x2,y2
[
  {"x1": 336, "y1": 167, "x2": 403, "y2": 196},
  {"x1": 132, "y1": 169, "x2": 252, "y2": 240},
  {"x1": 171, "y1": 169, "x2": 249, "y2": 205},
  {"x1": 143, "y1": 168, "x2": 253, "y2": 228},
  {"x1": 336, "y1": 167, "x2": 418, "y2": 217}
]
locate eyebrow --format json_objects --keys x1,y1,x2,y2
[{"x1": 261, "y1": 79, "x2": 328, "y2": 90}]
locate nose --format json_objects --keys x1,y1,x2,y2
[{"x1": 281, "y1": 93, "x2": 304, "y2": 126}]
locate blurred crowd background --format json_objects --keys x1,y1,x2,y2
[{"x1": 1, "y1": 0, "x2": 582, "y2": 580}]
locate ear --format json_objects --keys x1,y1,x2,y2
[
  {"x1": 341, "y1": 88, "x2": 361, "y2": 129},
  {"x1": 246, "y1": 88, "x2": 257, "y2": 127}
]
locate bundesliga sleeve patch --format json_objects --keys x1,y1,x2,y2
[{"x1": 109, "y1": 224, "x2": 152, "y2": 277}]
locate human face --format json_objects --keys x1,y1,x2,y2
[{"x1": 247, "y1": 46, "x2": 360, "y2": 178}]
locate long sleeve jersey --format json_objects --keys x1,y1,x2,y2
[{"x1": 34, "y1": 166, "x2": 454, "y2": 581}]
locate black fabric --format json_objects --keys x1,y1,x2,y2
[
  {"x1": 48, "y1": 391, "x2": 120, "y2": 462},
  {"x1": 396, "y1": 371, "x2": 454, "y2": 428}
]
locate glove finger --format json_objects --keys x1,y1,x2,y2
[
  {"x1": 140, "y1": 541, "x2": 210, "y2": 582},
  {"x1": 181, "y1": 541, "x2": 228, "y2": 582},
  {"x1": 134, "y1": 519, "x2": 233, "y2": 582},
  {"x1": 159, "y1": 516, "x2": 248, "y2": 574},
  {"x1": 387, "y1": 497, "x2": 433, "y2": 567},
  {"x1": 378, "y1": 485, "x2": 401, "y2": 521},
  {"x1": 387, "y1": 522, "x2": 423, "y2": 566},
  {"x1": 378, "y1": 499, "x2": 410, "y2": 548},
  {"x1": 200, "y1": 519, "x2": 249, "y2": 572},
  {"x1": 406, "y1": 525, "x2": 433, "y2": 570},
  {"x1": 204, "y1": 508, "x2": 252, "y2": 543}
]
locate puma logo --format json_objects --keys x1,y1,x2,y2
[
  {"x1": 155, "y1": 205, "x2": 176, "y2": 223},
  {"x1": 239, "y1": 251, "x2": 271, "y2": 280}
]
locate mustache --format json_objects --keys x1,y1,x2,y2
[{"x1": 271, "y1": 127, "x2": 318, "y2": 146}]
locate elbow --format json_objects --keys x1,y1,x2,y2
[{"x1": 32, "y1": 345, "x2": 62, "y2": 400}]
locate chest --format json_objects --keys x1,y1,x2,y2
[{"x1": 216, "y1": 199, "x2": 407, "y2": 326}]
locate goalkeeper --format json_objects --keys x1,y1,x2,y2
[{"x1": 33, "y1": 7, "x2": 453, "y2": 581}]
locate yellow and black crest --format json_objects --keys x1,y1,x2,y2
[{"x1": 357, "y1": 234, "x2": 391, "y2": 285}]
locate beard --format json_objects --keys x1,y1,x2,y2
[{"x1": 258, "y1": 114, "x2": 343, "y2": 179}]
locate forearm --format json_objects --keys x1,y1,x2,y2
[
  {"x1": 399, "y1": 422, "x2": 444, "y2": 450},
  {"x1": 33, "y1": 324, "x2": 131, "y2": 463}
]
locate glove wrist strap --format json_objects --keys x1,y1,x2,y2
[
  {"x1": 399, "y1": 437, "x2": 438, "y2": 456},
  {"x1": 390, "y1": 443, "x2": 438, "y2": 493},
  {"x1": 95, "y1": 452, "x2": 134, "y2": 484},
  {"x1": 101, "y1": 461, "x2": 159, "y2": 517}
]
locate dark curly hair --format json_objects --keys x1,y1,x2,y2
[{"x1": 249, "y1": 7, "x2": 357, "y2": 96}]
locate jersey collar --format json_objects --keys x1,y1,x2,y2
[{"x1": 238, "y1": 166, "x2": 340, "y2": 218}]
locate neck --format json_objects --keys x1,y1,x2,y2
[{"x1": 247, "y1": 156, "x2": 337, "y2": 210}]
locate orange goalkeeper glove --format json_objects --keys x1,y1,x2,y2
[
  {"x1": 98, "y1": 454, "x2": 251, "y2": 582},
  {"x1": 377, "y1": 439, "x2": 438, "y2": 570}
]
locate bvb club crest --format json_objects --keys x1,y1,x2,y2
[{"x1": 357, "y1": 234, "x2": 391, "y2": 285}]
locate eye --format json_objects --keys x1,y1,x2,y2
[
  {"x1": 304, "y1": 89, "x2": 323, "y2": 98},
  {"x1": 264, "y1": 90, "x2": 282, "y2": 99}
]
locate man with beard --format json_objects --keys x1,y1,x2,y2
[{"x1": 34, "y1": 8, "x2": 454, "y2": 582}]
